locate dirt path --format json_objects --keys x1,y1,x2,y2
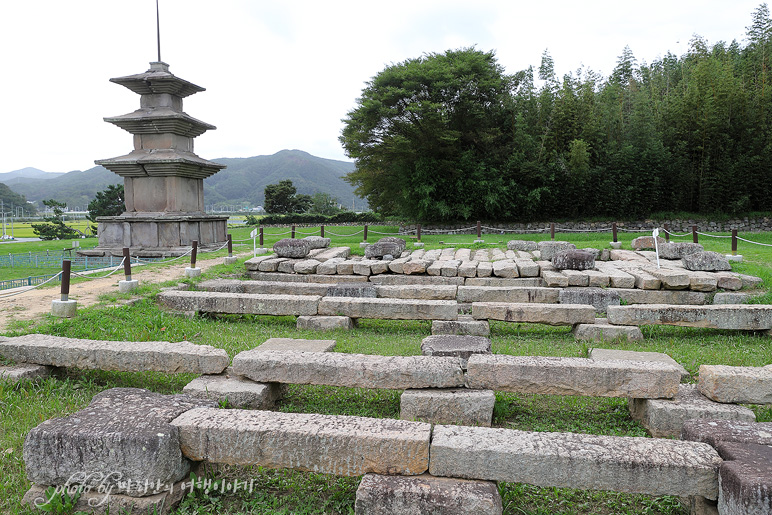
[{"x1": 0, "y1": 253, "x2": 250, "y2": 332}]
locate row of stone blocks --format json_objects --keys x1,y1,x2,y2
[{"x1": 22, "y1": 386, "x2": 733, "y2": 514}]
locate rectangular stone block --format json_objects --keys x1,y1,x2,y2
[
  {"x1": 157, "y1": 290, "x2": 320, "y2": 316},
  {"x1": 431, "y1": 316, "x2": 490, "y2": 336},
  {"x1": 296, "y1": 315, "x2": 354, "y2": 331},
  {"x1": 183, "y1": 371, "x2": 283, "y2": 409},
  {"x1": 476, "y1": 261, "x2": 493, "y2": 277},
  {"x1": 318, "y1": 297, "x2": 458, "y2": 320},
  {"x1": 0, "y1": 334, "x2": 228, "y2": 374},
  {"x1": 367, "y1": 274, "x2": 465, "y2": 286},
  {"x1": 258, "y1": 257, "x2": 288, "y2": 272},
  {"x1": 0, "y1": 363, "x2": 52, "y2": 382},
  {"x1": 626, "y1": 268, "x2": 662, "y2": 290},
  {"x1": 376, "y1": 285, "x2": 457, "y2": 300},
  {"x1": 457, "y1": 261, "x2": 478, "y2": 278},
  {"x1": 197, "y1": 279, "x2": 330, "y2": 296},
  {"x1": 614, "y1": 288, "x2": 707, "y2": 305},
  {"x1": 558, "y1": 287, "x2": 620, "y2": 312},
  {"x1": 457, "y1": 286, "x2": 559, "y2": 304},
  {"x1": 589, "y1": 348, "x2": 688, "y2": 378},
  {"x1": 355, "y1": 474, "x2": 502, "y2": 515},
  {"x1": 594, "y1": 264, "x2": 636, "y2": 288},
  {"x1": 573, "y1": 323, "x2": 643, "y2": 342},
  {"x1": 401, "y1": 389, "x2": 495, "y2": 426},
  {"x1": 471, "y1": 302, "x2": 596, "y2": 326},
  {"x1": 716, "y1": 272, "x2": 744, "y2": 291},
  {"x1": 172, "y1": 408, "x2": 431, "y2": 476},
  {"x1": 514, "y1": 259, "x2": 539, "y2": 277},
  {"x1": 327, "y1": 283, "x2": 378, "y2": 298},
  {"x1": 646, "y1": 267, "x2": 691, "y2": 290},
  {"x1": 542, "y1": 270, "x2": 569, "y2": 288},
  {"x1": 277, "y1": 259, "x2": 299, "y2": 274},
  {"x1": 24, "y1": 389, "x2": 215, "y2": 497},
  {"x1": 688, "y1": 271, "x2": 719, "y2": 292},
  {"x1": 247, "y1": 272, "x2": 368, "y2": 284},
  {"x1": 583, "y1": 269, "x2": 610, "y2": 287},
  {"x1": 561, "y1": 269, "x2": 589, "y2": 287},
  {"x1": 464, "y1": 277, "x2": 545, "y2": 287},
  {"x1": 243, "y1": 254, "x2": 276, "y2": 271},
  {"x1": 465, "y1": 354, "x2": 681, "y2": 398},
  {"x1": 440, "y1": 260, "x2": 461, "y2": 277},
  {"x1": 232, "y1": 350, "x2": 465, "y2": 390},
  {"x1": 492, "y1": 260, "x2": 518, "y2": 278},
  {"x1": 698, "y1": 365, "x2": 772, "y2": 404},
  {"x1": 421, "y1": 335, "x2": 491, "y2": 368},
  {"x1": 315, "y1": 247, "x2": 351, "y2": 261},
  {"x1": 629, "y1": 385, "x2": 756, "y2": 438},
  {"x1": 429, "y1": 425, "x2": 721, "y2": 499},
  {"x1": 607, "y1": 305, "x2": 772, "y2": 330}
]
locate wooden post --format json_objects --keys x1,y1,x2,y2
[
  {"x1": 612, "y1": 222, "x2": 618, "y2": 243},
  {"x1": 61, "y1": 260, "x2": 71, "y2": 302},
  {"x1": 664, "y1": 223, "x2": 670, "y2": 242},
  {"x1": 550, "y1": 223, "x2": 555, "y2": 241},
  {"x1": 191, "y1": 240, "x2": 198, "y2": 268},
  {"x1": 732, "y1": 229, "x2": 738, "y2": 255},
  {"x1": 291, "y1": 225, "x2": 296, "y2": 239},
  {"x1": 364, "y1": 224, "x2": 368, "y2": 242},
  {"x1": 692, "y1": 225, "x2": 698, "y2": 244},
  {"x1": 320, "y1": 225, "x2": 325, "y2": 238},
  {"x1": 122, "y1": 247, "x2": 132, "y2": 280},
  {"x1": 476, "y1": 221, "x2": 481, "y2": 239},
  {"x1": 417, "y1": 224, "x2": 422, "y2": 242},
  {"x1": 227, "y1": 234, "x2": 233, "y2": 257}
]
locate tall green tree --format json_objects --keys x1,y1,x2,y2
[
  {"x1": 31, "y1": 200, "x2": 79, "y2": 240},
  {"x1": 264, "y1": 180, "x2": 312, "y2": 214},
  {"x1": 341, "y1": 48, "x2": 514, "y2": 220}
]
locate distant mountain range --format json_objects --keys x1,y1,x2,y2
[{"x1": 0, "y1": 150, "x2": 364, "y2": 211}]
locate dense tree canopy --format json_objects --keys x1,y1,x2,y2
[
  {"x1": 264, "y1": 180, "x2": 312, "y2": 214},
  {"x1": 31, "y1": 200, "x2": 79, "y2": 240},
  {"x1": 341, "y1": 4, "x2": 772, "y2": 221}
]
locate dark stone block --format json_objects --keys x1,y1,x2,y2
[
  {"x1": 716, "y1": 442, "x2": 772, "y2": 515},
  {"x1": 552, "y1": 250, "x2": 596, "y2": 270},
  {"x1": 365, "y1": 241, "x2": 403, "y2": 259},
  {"x1": 274, "y1": 238, "x2": 311, "y2": 258},
  {"x1": 559, "y1": 287, "x2": 620, "y2": 312},
  {"x1": 682, "y1": 420, "x2": 772, "y2": 447}
]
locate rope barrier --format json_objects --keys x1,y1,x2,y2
[
  {"x1": 199, "y1": 241, "x2": 231, "y2": 253},
  {"x1": 0, "y1": 272, "x2": 63, "y2": 299},
  {"x1": 324, "y1": 230, "x2": 365, "y2": 237},
  {"x1": 367, "y1": 230, "x2": 402, "y2": 235},
  {"x1": 554, "y1": 226, "x2": 614, "y2": 233},
  {"x1": 70, "y1": 258, "x2": 127, "y2": 280},
  {"x1": 133, "y1": 248, "x2": 193, "y2": 265},
  {"x1": 736, "y1": 236, "x2": 772, "y2": 247},
  {"x1": 661, "y1": 229, "x2": 692, "y2": 237},
  {"x1": 695, "y1": 231, "x2": 732, "y2": 238}
]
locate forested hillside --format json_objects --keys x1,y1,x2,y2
[{"x1": 342, "y1": 4, "x2": 772, "y2": 221}]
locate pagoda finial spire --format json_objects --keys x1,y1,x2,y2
[{"x1": 156, "y1": 0, "x2": 161, "y2": 62}]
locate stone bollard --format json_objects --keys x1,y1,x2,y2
[
  {"x1": 51, "y1": 260, "x2": 77, "y2": 317},
  {"x1": 185, "y1": 240, "x2": 202, "y2": 278},
  {"x1": 118, "y1": 247, "x2": 138, "y2": 293}
]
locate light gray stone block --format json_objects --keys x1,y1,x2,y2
[
  {"x1": 573, "y1": 323, "x2": 644, "y2": 342},
  {"x1": 326, "y1": 283, "x2": 377, "y2": 298},
  {"x1": 465, "y1": 354, "x2": 681, "y2": 398},
  {"x1": 197, "y1": 279, "x2": 330, "y2": 296},
  {"x1": 476, "y1": 261, "x2": 493, "y2": 277},
  {"x1": 24, "y1": 388, "x2": 215, "y2": 497},
  {"x1": 538, "y1": 241, "x2": 577, "y2": 261},
  {"x1": 625, "y1": 268, "x2": 662, "y2": 290},
  {"x1": 118, "y1": 279, "x2": 139, "y2": 293},
  {"x1": 440, "y1": 260, "x2": 461, "y2": 277},
  {"x1": 614, "y1": 288, "x2": 708, "y2": 305},
  {"x1": 471, "y1": 302, "x2": 596, "y2": 326},
  {"x1": 698, "y1": 365, "x2": 772, "y2": 404},
  {"x1": 607, "y1": 304, "x2": 772, "y2": 330},
  {"x1": 560, "y1": 269, "x2": 590, "y2": 286},
  {"x1": 256, "y1": 338, "x2": 336, "y2": 352},
  {"x1": 315, "y1": 247, "x2": 351, "y2": 261},
  {"x1": 457, "y1": 286, "x2": 559, "y2": 304},
  {"x1": 294, "y1": 259, "x2": 321, "y2": 274},
  {"x1": 713, "y1": 292, "x2": 749, "y2": 305},
  {"x1": 647, "y1": 267, "x2": 691, "y2": 290},
  {"x1": 492, "y1": 260, "x2": 518, "y2": 278},
  {"x1": 542, "y1": 270, "x2": 569, "y2": 288},
  {"x1": 429, "y1": 425, "x2": 721, "y2": 499},
  {"x1": 457, "y1": 261, "x2": 478, "y2": 278},
  {"x1": 421, "y1": 335, "x2": 491, "y2": 368},
  {"x1": 688, "y1": 271, "x2": 719, "y2": 292},
  {"x1": 317, "y1": 257, "x2": 345, "y2": 274},
  {"x1": 559, "y1": 287, "x2": 620, "y2": 312},
  {"x1": 629, "y1": 385, "x2": 756, "y2": 438},
  {"x1": 376, "y1": 285, "x2": 457, "y2": 300},
  {"x1": 183, "y1": 372, "x2": 283, "y2": 409},
  {"x1": 274, "y1": 238, "x2": 310, "y2": 258},
  {"x1": 172, "y1": 408, "x2": 431, "y2": 476},
  {"x1": 368, "y1": 274, "x2": 465, "y2": 286},
  {"x1": 318, "y1": 297, "x2": 458, "y2": 320},
  {"x1": 431, "y1": 316, "x2": 490, "y2": 336},
  {"x1": 514, "y1": 258, "x2": 539, "y2": 277},
  {"x1": 594, "y1": 264, "x2": 636, "y2": 288},
  {"x1": 248, "y1": 272, "x2": 367, "y2": 284},
  {"x1": 507, "y1": 240, "x2": 538, "y2": 252},
  {"x1": 232, "y1": 350, "x2": 465, "y2": 390},
  {"x1": 589, "y1": 348, "x2": 688, "y2": 379},
  {"x1": 157, "y1": 290, "x2": 320, "y2": 316},
  {"x1": 0, "y1": 334, "x2": 228, "y2": 374},
  {"x1": 464, "y1": 277, "x2": 545, "y2": 287},
  {"x1": 51, "y1": 299, "x2": 77, "y2": 318},
  {"x1": 403, "y1": 259, "x2": 429, "y2": 275},
  {"x1": 0, "y1": 364, "x2": 53, "y2": 382},
  {"x1": 355, "y1": 473, "x2": 502, "y2": 515},
  {"x1": 243, "y1": 254, "x2": 275, "y2": 271},
  {"x1": 401, "y1": 389, "x2": 495, "y2": 426},
  {"x1": 683, "y1": 251, "x2": 731, "y2": 272},
  {"x1": 277, "y1": 259, "x2": 301, "y2": 274},
  {"x1": 296, "y1": 315, "x2": 354, "y2": 331}
]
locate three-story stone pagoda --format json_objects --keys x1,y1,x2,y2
[{"x1": 82, "y1": 61, "x2": 227, "y2": 257}]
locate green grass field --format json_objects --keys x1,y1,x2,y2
[{"x1": 1, "y1": 230, "x2": 771, "y2": 514}]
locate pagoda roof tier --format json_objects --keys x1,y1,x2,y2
[
  {"x1": 104, "y1": 108, "x2": 216, "y2": 137},
  {"x1": 96, "y1": 149, "x2": 226, "y2": 180},
  {"x1": 109, "y1": 62, "x2": 204, "y2": 98}
]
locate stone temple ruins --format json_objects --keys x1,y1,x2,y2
[{"x1": 81, "y1": 61, "x2": 227, "y2": 257}]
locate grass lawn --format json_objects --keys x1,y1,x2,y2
[{"x1": 1, "y1": 231, "x2": 771, "y2": 514}]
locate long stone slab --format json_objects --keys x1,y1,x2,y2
[
  {"x1": 158, "y1": 290, "x2": 320, "y2": 316},
  {"x1": 318, "y1": 297, "x2": 458, "y2": 320},
  {"x1": 428, "y1": 425, "x2": 722, "y2": 499},
  {"x1": 607, "y1": 304, "x2": 772, "y2": 330},
  {"x1": 431, "y1": 316, "x2": 491, "y2": 336},
  {"x1": 183, "y1": 371, "x2": 283, "y2": 409},
  {"x1": 465, "y1": 354, "x2": 681, "y2": 398},
  {"x1": 457, "y1": 286, "x2": 559, "y2": 304},
  {"x1": 355, "y1": 474, "x2": 502, "y2": 515},
  {"x1": 375, "y1": 285, "x2": 458, "y2": 300},
  {"x1": 464, "y1": 277, "x2": 545, "y2": 287},
  {"x1": 0, "y1": 363, "x2": 53, "y2": 382},
  {"x1": 197, "y1": 279, "x2": 330, "y2": 296},
  {"x1": 471, "y1": 303, "x2": 596, "y2": 326},
  {"x1": 400, "y1": 389, "x2": 495, "y2": 426},
  {"x1": 629, "y1": 385, "x2": 756, "y2": 438},
  {"x1": 232, "y1": 350, "x2": 465, "y2": 390},
  {"x1": 248, "y1": 272, "x2": 369, "y2": 283},
  {"x1": 171, "y1": 408, "x2": 431, "y2": 476},
  {"x1": 0, "y1": 334, "x2": 228, "y2": 374},
  {"x1": 589, "y1": 348, "x2": 688, "y2": 379},
  {"x1": 24, "y1": 388, "x2": 215, "y2": 497},
  {"x1": 367, "y1": 275, "x2": 465, "y2": 286},
  {"x1": 698, "y1": 365, "x2": 772, "y2": 404},
  {"x1": 614, "y1": 288, "x2": 707, "y2": 305}
]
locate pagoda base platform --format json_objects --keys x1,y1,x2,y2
[{"x1": 79, "y1": 214, "x2": 228, "y2": 258}]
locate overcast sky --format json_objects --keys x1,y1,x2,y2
[{"x1": 0, "y1": 0, "x2": 764, "y2": 174}]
